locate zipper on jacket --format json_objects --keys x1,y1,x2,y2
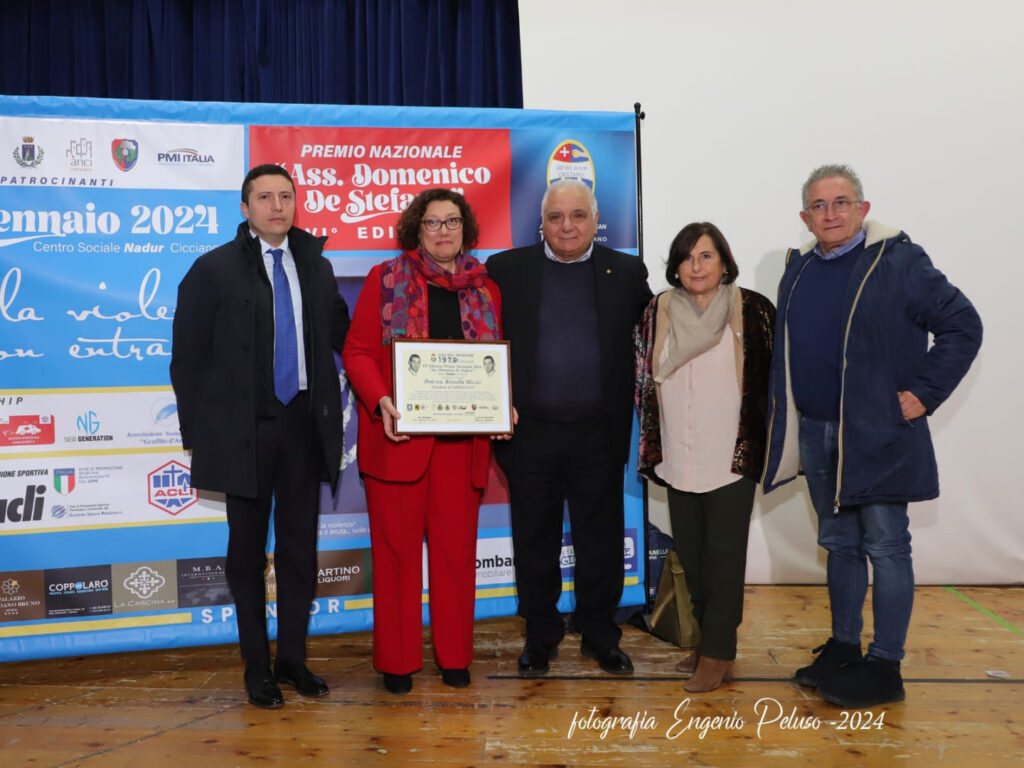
[
  {"x1": 761, "y1": 249, "x2": 807, "y2": 488},
  {"x1": 834, "y1": 240, "x2": 887, "y2": 512}
]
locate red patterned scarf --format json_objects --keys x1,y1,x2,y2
[{"x1": 379, "y1": 248, "x2": 499, "y2": 344}]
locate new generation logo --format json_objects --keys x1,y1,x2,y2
[
  {"x1": 111, "y1": 139, "x2": 139, "y2": 172},
  {"x1": 76, "y1": 411, "x2": 100, "y2": 435},
  {"x1": 73, "y1": 411, "x2": 113, "y2": 443},
  {"x1": 13, "y1": 136, "x2": 44, "y2": 168}
]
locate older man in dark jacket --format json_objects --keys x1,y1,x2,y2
[
  {"x1": 762, "y1": 164, "x2": 982, "y2": 708},
  {"x1": 171, "y1": 164, "x2": 349, "y2": 708},
  {"x1": 488, "y1": 180, "x2": 651, "y2": 677}
]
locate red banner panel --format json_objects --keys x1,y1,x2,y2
[{"x1": 249, "y1": 126, "x2": 513, "y2": 251}]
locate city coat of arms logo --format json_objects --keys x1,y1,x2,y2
[
  {"x1": 111, "y1": 139, "x2": 139, "y2": 172},
  {"x1": 13, "y1": 136, "x2": 44, "y2": 168}
]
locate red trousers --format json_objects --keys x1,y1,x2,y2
[{"x1": 364, "y1": 438, "x2": 481, "y2": 674}]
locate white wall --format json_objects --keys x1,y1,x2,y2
[{"x1": 518, "y1": 0, "x2": 1023, "y2": 583}]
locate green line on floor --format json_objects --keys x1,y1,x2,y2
[{"x1": 944, "y1": 586, "x2": 1023, "y2": 636}]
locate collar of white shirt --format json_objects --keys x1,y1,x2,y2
[{"x1": 543, "y1": 239, "x2": 594, "y2": 263}]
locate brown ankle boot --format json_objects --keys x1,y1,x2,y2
[
  {"x1": 674, "y1": 649, "x2": 700, "y2": 675},
  {"x1": 683, "y1": 656, "x2": 733, "y2": 693}
]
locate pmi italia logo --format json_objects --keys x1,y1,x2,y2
[{"x1": 157, "y1": 148, "x2": 215, "y2": 166}]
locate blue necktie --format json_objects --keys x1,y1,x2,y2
[{"x1": 270, "y1": 248, "x2": 299, "y2": 405}]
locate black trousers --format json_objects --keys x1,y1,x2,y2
[
  {"x1": 501, "y1": 416, "x2": 625, "y2": 651},
  {"x1": 225, "y1": 393, "x2": 322, "y2": 663},
  {"x1": 667, "y1": 476, "x2": 755, "y2": 661}
]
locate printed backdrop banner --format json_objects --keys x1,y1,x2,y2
[{"x1": 0, "y1": 95, "x2": 645, "y2": 661}]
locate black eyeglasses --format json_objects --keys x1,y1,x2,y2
[{"x1": 421, "y1": 216, "x2": 464, "y2": 231}]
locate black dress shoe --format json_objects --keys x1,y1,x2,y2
[
  {"x1": 517, "y1": 643, "x2": 558, "y2": 676},
  {"x1": 581, "y1": 641, "x2": 634, "y2": 675},
  {"x1": 274, "y1": 659, "x2": 329, "y2": 697},
  {"x1": 440, "y1": 667, "x2": 471, "y2": 688},
  {"x1": 244, "y1": 660, "x2": 284, "y2": 708},
  {"x1": 383, "y1": 672, "x2": 413, "y2": 694}
]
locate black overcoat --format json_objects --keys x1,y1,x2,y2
[{"x1": 170, "y1": 223, "x2": 349, "y2": 498}]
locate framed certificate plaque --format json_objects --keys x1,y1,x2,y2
[{"x1": 391, "y1": 339, "x2": 513, "y2": 435}]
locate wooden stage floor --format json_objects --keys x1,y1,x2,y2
[{"x1": 1, "y1": 586, "x2": 1021, "y2": 767}]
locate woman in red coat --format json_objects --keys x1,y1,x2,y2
[{"x1": 342, "y1": 189, "x2": 502, "y2": 694}]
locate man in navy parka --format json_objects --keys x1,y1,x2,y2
[{"x1": 761, "y1": 164, "x2": 982, "y2": 708}]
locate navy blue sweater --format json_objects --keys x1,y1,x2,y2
[{"x1": 529, "y1": 257, "x2": 602, "y2": 421}]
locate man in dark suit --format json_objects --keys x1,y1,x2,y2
[
  {"x1": 170, "y1": 164, "x2": 349, "y2": 708},
  {"x1": 487, "y1": 179, "x2": 652, "y2": 676}
]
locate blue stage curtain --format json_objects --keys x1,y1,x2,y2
[{"x1": 0, "y1": 0, "x2": 522, "y2": 108}]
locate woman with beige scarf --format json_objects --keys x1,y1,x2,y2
[{"x1": 634, "y1": 222, "x2": 775, "y2": 692}]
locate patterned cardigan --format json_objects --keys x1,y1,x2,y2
[{"x1": 634, "y1": 287, "x2": 776, "y2": 485}]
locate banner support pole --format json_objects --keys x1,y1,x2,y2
[
  {"x1": 633, "y1": 101, "x2": 655, "y2": 613},
  {"x1": 633, "y1": 102, "x2": 646, "y2": 261}
]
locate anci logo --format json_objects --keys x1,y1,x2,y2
[
  {"x1": 76, "y1": 411, "x2": 100, "y2": 435},
  {"x1": 111, "y1": 138, "x2": 139, "y2": 172},
  {"x1": 66, "y1": 138, "x2": 93, "y2": 171},
  {"x1": 147, "y1": 460, "x2": 197, "y2": 515}
]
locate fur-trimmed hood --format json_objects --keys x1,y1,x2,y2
[{"x1": 798, "y1": 219, "x2": 903, "y2": 256}]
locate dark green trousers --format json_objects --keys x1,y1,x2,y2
[{"x1": 667, "y1": 476, "x2": 755, "y2": 661}]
